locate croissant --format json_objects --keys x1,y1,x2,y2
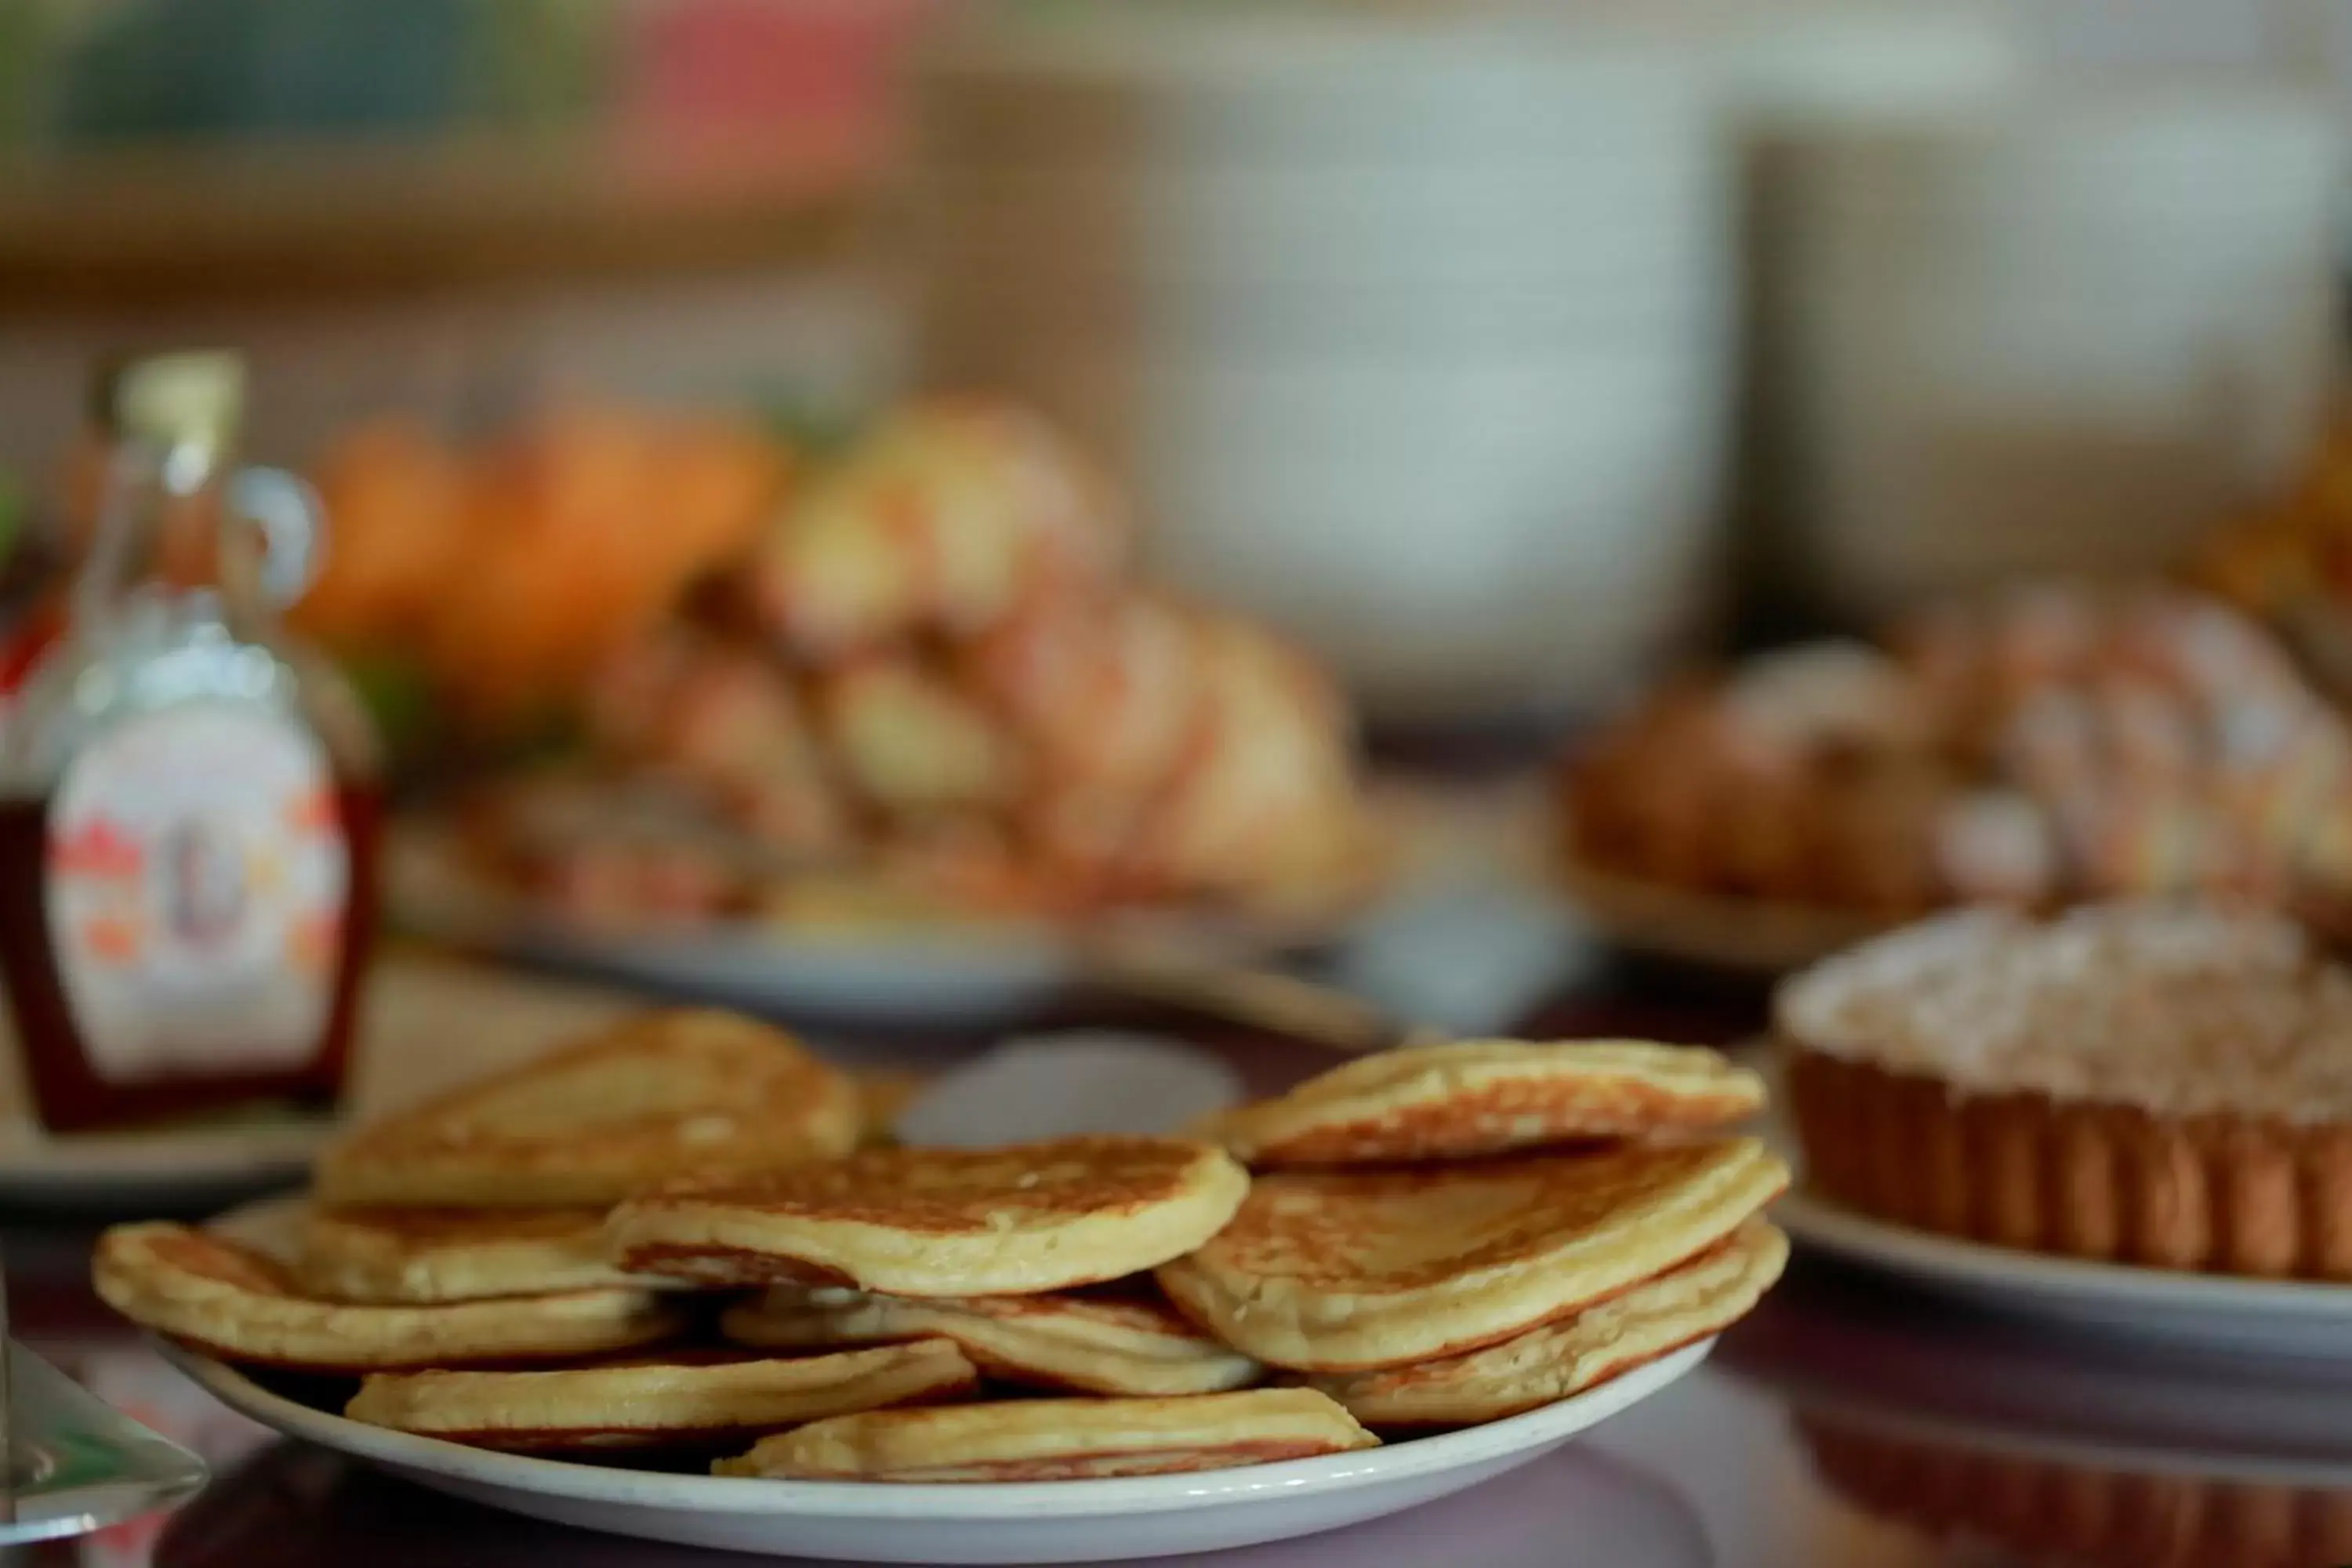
[
  {"x1": 744, "y1": 397, "x2": 1124, "y2": 659},
  {"x1": 588, "y1": 630, "x2": 849, "y2": 858},
  {"x1": 966, "y1": 592, "x2": 1366, "y2": 909}
]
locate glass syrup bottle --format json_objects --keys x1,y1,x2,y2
[{"x1": 0, "y1": 351, "x2": 383, "y2": 1131}]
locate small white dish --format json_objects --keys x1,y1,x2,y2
[
  {"x1": 1775, "y1": 1188, "x2": 2352, "y2": 1357},
  {"x1": 157, "y1": 1338, "x2": 1713, "y2": 1565}
]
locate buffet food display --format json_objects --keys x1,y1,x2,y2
[
  {"x1": 347, "y1": 399, "x2": 1375, "y2": 937},
  {"x1": 1559, "y1": 585, "x2": 2352, "y2": 934}
]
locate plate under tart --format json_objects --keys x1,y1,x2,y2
[
  {"x1": 155, "y1": 1335, "x2": 1711, "y2": 1564},
  {"x1": 1776, "y1": 1187, "x2": 2352, "y2": 1356}
]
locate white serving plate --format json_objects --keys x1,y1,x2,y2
[
  {"x1": 389, "y1": 828, "x2": 1370, "y2": 1029},
  {"x1": 157, "y1": 1338, "x2": 1712, "y2": 1565},
  {"x1": 464, "y1": 913, "x2": 1084, "y2": 1031},
  {"x1": 1775, "y1": 1189, "x2": 2352, "y2": 1357}
]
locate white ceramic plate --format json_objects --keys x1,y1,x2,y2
[
  {"x1": 157, "y1": 1339, "x2": 1712, "y2": 1565},
  {"x1": 1775, "y1": 1188, "x2": 2352, "y2": 1356},
  {"x1": 390, "y1": 826, "x2": 1374, "y2": 1029}
]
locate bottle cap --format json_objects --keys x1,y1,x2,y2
[{"x1": 92, "y1": 350, "x2": 246, "y2": 462}]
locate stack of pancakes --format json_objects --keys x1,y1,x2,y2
[{"x1": 93, "y1": 1016, "x2": 1789, "y2": 1482}]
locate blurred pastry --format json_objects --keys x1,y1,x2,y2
[
  {"x1": 1562, "y1": 585, "x2": 2352, "y2": 921},
  {"x1": 964, "y1": 590, "x2": 1368, "y2": 913},
  {"x1": 1780, "y1": 902, "x2": 2352, "y2": 1276},
  {"x1": 2194, "y1": 408, "x2": 2352, "y2": 706},
  {"x1": 811, "y1": 653, "x2": 1025, "y2": 822},
  {"x1": 432, "y1": 397, "x2": 1375, "y2": 937},
  {"x1": 93, "y1": 1223, "x2": 684, "y2": 1372},
  {"x1": 744, "y1": 397, "x2": 1124, "y2": 658},
  {"x1": 1310, "y1": 1221, "x2": 1788, "y2": 1426},
  {"x1": 723, "y1": 1284, "x2": 1261, "y2": 1398},
  {"x1": 298, "y1": 405, "x2": 789, "y2": 725},
  {"x1": 609, "y1": 1136, "x2": 1249, "y2": 1295},
  {"x1": 714, "y1": 1389, "x2": 1375, "y2": 1483},
  {"x1": 1196, "y1": 1040, "x2": 1764, "y2": 1168},
  {"x1": 453, "y1": 770, "x2": 781, "y2": 925},
  {"x1": 587, "y1": 630, "x2": 849, "y2": 858},
  {"x1": 1156, "y1": 1138, "x2": 1788, "y2": 1372},
  {"x1": 345, "y1": 1342, "x2": 980, "y2": 1454},
  {"x1": 316, "y1": 1009, "x2": 861, "y2": 1208}
]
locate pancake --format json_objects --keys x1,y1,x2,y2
[
  {"x1": 296, "y1": 1205, "x2": 652, "y2": 1305},
  {"x1": 1200, "y1": 1040, "x2": 1765, "y2": 1167},
  {"x1": 610, "y1": 1136, "x2": 1248, "y2": 1296},
  {"x1": 1156, "y1": 1138, "x2": 1788, "y2": 1372},
  {"x1": 93, "y1": 1223, "x2": 684, "y2": 1373},
  {"x1": 714, "y1": 1388, "x2": 1375, "y2": 1482},
  {"x1": 1309, "y1": 1221, "x2": 1789, "y2": 1425},
  {"x1": 345, "y1": 1341, "x2": 979, "y2": 1454},
  {"x1": 720, "y1": 1283, "x2": 1261, "y2": 1397},
  {"x1": 316, "y1": 1008, "x2": 860, "y2": 1207}
]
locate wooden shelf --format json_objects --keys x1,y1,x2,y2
[{"x1": 0, "y1": 133, "x2": 887, "y2": 307}]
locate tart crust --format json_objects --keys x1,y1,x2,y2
[{"x1": 1785, "y1": 1048, "x2": 2352, "y2": 1279}]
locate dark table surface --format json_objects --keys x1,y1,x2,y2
[{"x1": 12, "y1": 962, "x2": 2352, "y2": 1568}]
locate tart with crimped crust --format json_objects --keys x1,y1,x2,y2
[{"x1": 1779, "y1": 902, "x2": 2352, "y2": 1278}]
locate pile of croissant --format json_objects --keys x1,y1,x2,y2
[{"x1": 445, "y1": 399, "x2": 1370, "y2": 927}]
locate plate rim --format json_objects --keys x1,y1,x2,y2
[
  {"x1": 1551, "y1": 834, "x2": 1894, "y2": 976},
  {"x1": 1776, "y1": 1187, "x2": 2352, "y2": 1320},
  {"x1": 157, "y1": 1337, "x2": 1713, "y2": 1522},
  {"x1": 391, "y1": 821, "x2": 1376, "y2": 971}
]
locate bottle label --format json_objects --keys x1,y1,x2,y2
[{"x1": 46, "y1": 705, "x2": 347, "y2": 1084}]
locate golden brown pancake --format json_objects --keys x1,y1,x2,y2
[
  {"x1": 315, "y1": 1008, "x2": 860, "y2": 1207},
  {"x1": 345, "y1": 1341, "x2": 979, "y2": 1454},
  {"x1": 720, "y1": 1283, "x2": 1261, "y2": 1397},
  {"x1": 1199, "y1": 1040, "x2": 1765, "y2": 1167},
  {"x1": 1156, "y1": 1138, "x2": 1788, "y2": 1371},
  {"x1": 609, "y1": 1136, "x2": 1249, "y2": 1296},
  {"x1": 296, "y1": 1205, "x2": 652, "y2": 1304},
  {"x1": 93, "y1": 1223, "x2": 684, "y2": 1373},
  {"x1": 714, "y1": 1388, "x2": 1375, "y2": 1482},
  {"x1": 1309, "y1": 1221, "x2": 1789, "y2": 1425}
]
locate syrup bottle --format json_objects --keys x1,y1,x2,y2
[{"x1": 0, "y1": 351, "x2": 382, "y2": 1131}]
